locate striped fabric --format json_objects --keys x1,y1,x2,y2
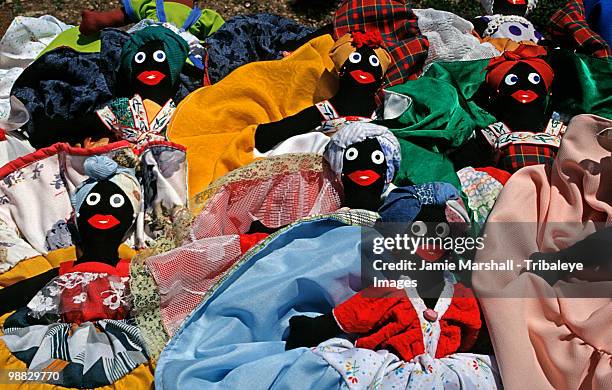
[
  {"x1": 497, "y1": 143, "x2": 556, "y2": 172},
  {"x1": 333, "y1": 0, "x2": 429, "y2": 88},
  {"x1": 549, "y1": 0, "x2": 612, "y2": 58}
]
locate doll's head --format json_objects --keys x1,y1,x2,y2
[
  {"x1": 120, "y1": 26, "x2": 189, "y2": 104},
  {"x1": 378, "y1": 182, "x2": 470, "y2": 262},
  {"x1": 324, "y1": 122, "x2": 401, "y2": 210},
  {"x1": 329, "y1": 31, "x2": 392, "y2": 93},
  {"x1": 485, "y1": 45, "x2": 554, "y2": 132},
  {"x1": 72, "y1": 156, "x2": 141, "y2": 263},
  {"x1": 479, "y1": 0, "x2": 537, "y2": 16}
]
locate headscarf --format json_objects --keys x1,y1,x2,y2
[
  {"x1": 378, "y1": 182, "x2": 469, "y2": 224},
  {"x1": 479, "y1": 0, "x2": 538, "y2": 15},
  {"x1": 329, "y1": 31, "x2": 392, "y2": 75},
  {"x1": 485, "y1": 44, "x2": 554, "y2": 91},
  {"x1": 323, "y1": 122, "x2": 401, "y2": 190},
  {"x1": 120, "y1": 25, "x2": 189, "y2": 85},
  {"x1": 72, "y1": 156, "x2": 141, "y2": 217}
]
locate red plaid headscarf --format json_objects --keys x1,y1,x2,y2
[
  {"x1": 333, "y1": 0, "x2": 429, "y2": 88},
  {"x1": 549, "y1": 0, "x2": 611, "y2": 58},
  {"x1": 485, "y1": 45, "x2": 554, "y2": 91}
]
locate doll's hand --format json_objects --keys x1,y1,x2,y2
[{"x1": 285, "y1": 313, "x2": 341, "y2": 350}]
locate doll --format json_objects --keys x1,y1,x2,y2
[
  {"x1": 91, "y1": 26, "x2": 188, "y2": 146},
  {"x1": 323, "y1": 122, "x2": 401, "y2": 211},
  {"x1": 477, "y1": 45, "x2": 566, "y2": 173},
  {"x1": 119, "y1": 25, "x2": 189, "y2": 105},
  {"x1": 473, "y1": 0, "x2": 544, "y2": 45},
  {"x1": 79, "y1": 0, "x2": 224, "y2": 39},
  {"x1": 254, "y1": 31, "x2": 392, "y2": 153},
  {"x1": 0, "y1": 156, "x2": 140, "y2": 314},
  {"x1": 285, "y1": 182, "x2": 485, "y2": 363},
  {"x1": 0, "y1": 156, "x2": 147, "y2": 387}
]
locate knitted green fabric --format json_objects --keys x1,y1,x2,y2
[{"x1": 120, "y1": 26, "x2": 189, "y2": 85}]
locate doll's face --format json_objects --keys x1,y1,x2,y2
[
  {"x1": 131, "y1": 40, "x2": 174, "y2": 103},
  {"x1": 342, "y1": 138, "x2": 387, "y2": 187},
  {"x1": 492, "y1": 0, "x2": 528, "y2": 16},
  {"x1": 497, "y1": 61, "x2": 547, "y2": 108},
  {"x1": 77, "y1": 181, "x2": 135, "y2": 247},
  {"x1": 410, "y1": 206, "x2": 450, "y2": 262},
  {"x1": 339, "y1": 46, "x2": 384, "y2": 89},
  {"x1": 341, "y1": 137, "x2": 387, "y2": 209}
]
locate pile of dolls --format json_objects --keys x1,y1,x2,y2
[{"x1": 0, "y1": 0, "x2": 610, "y2": 389}]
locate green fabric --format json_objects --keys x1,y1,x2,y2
[
  {"x1": 36, "y1": 27, "x2": 102, "y2": 58},
  {"x1": 378, "y1": 59, "x2": 497, "y2": 189},
  {"x1": 550, "y1": 50, "x2": 612, "y2": 120},
  {"x1": 130, "y1": 0, "x2": 224, "y2": 39},
  {"x1": 121, "y1": 26, "x2": 189, "y2": 85}
]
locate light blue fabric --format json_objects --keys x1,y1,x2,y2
[{"x1": 155, "y1": 219, "x2": 364, "y2": 389}]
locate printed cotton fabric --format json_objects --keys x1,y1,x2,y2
[
  {"x1": 203, "y1": 13, "x2": 316, "y2": 85},
  {"x1": 0, "y1": 141, "x2": 187, "y2": 274}
]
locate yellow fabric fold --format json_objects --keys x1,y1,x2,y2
[{"x1": 167, "y1": 34, "x2": 339, "y2": 198}]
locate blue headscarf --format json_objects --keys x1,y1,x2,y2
[{"x1": 323, "y1": 122, "x2": 401, "y2": 190}]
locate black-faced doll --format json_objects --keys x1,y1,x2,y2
[
  {"x1": 0, "y1": 156, "x2": 147, "y2": 387},
  {"x1": 94, "y1": 26, "x2": 189, "y2": 146},
  {"x1": 473, "y1": 0, "x2": 544, "y2": 45},
  {"x1": 477, "y1": 45, "x2": 564, "y2": 173},
  {"x1": 119, "y1": 26, "x2": 189, "y2": 106},
  {"x1": 285, "y1": 182, "x2": 488, "y2": 365},
  {"x1": 322, "y1": 122, "x2": 401, "y2": 211},
  {"x1": 254, "y1": 31, "x2": 392, "y2": 153}
]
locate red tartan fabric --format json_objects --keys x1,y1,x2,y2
[
  {"x1": 333, "y1": 282, "x2": 481, "y2": 361},
  {"x1": 333, "y1": 0, "x2": 429, "y2": 88},
  {"x1": 497, "y1": 143, "x2": 557, "y2": 173},
  {"x1": 549, "y1": 0, "x2": 612, "y2": 58}
]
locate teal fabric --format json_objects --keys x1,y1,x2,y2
[{"x1": 379, "y1": 59, "x2": 497, "y2": 189}]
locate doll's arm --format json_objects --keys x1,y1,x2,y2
[
  {"x1": 471, "y1": 17, "x2": 489, "y2": 39},
  {"x1": 0, "y1": 268, "x2": 58, "y2": 315},
  {"x1": 254, "y1": 106, "x2": 323, "y2": 153},
  {"x1": 285, "y1": 287, "x2": 403, "y2": 350}
]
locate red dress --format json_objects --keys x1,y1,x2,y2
[
  {"x1": 58, "y1": 259, "x2": 131, "y2": 324},
  {"x1": 332, "y1": 282, "x2": 481, "y2": 362}
]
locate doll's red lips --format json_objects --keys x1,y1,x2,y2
[
  {"x1": 347, "y1": 170, "x2": 381, "y2": 186},
  {"x1": 137, "y1": 71, "x2": 165, "y2": 86},
  {"x1": 416, "y1": 245, "x2": 447, "y2": 262},
  {"x1": 88, "y1": 214, "x2": 120, "y2": 230},
  {"x1": 508, "y1": 0, "x2": 527, "y2": 4},
  {"x1": 511, "y1": 90, "x2": 538, "y2": 103},
  {"x1": 350, "y1": 70, "x2": 375, "y2": 84}
]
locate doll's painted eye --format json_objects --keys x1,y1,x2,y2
[
  {"x1": 528, "y1": 72, "x2": 541, "y2": 84},
  {"x1": 349, "y1": 52, "x2": 362, "y2": 64},
  {"x1": 411, "y1": 221, "x2": 427, "y2": 237},
  {"x1": 345, "y1": 147, "x2": 358, "y2": 160},
  {"x1": 110, "y1": 194, "x2": 125, "y2": 208},
  {"x1": 504, "y1": 73, "x2": 518, "y2": 86},
  {"x1": 435, "y1": 222, "x2": 450, "y2": 238},
  {"x1": 86, "y1": 192, "x2": 101, "y2": 206},
  {"x1": 153, "y1": 50, "x2": 166, "y2": 63},
  {"x1": 371, "y1": 150, "x2": 384, "y2": 164},
  {"x1": 369, "y1": 55, "x2": 380, "y2": 67},
  {"x1": 134, "y1": 52, "x2": 146, "y2": 64}
]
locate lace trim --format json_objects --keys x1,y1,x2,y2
[{"x1": 192, "y1": 153, "x2": 328, "y2": 212}]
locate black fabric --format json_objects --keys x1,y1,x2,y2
[{"x1": 285, "y1": 312, "x2": 341, "y2": 350}]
